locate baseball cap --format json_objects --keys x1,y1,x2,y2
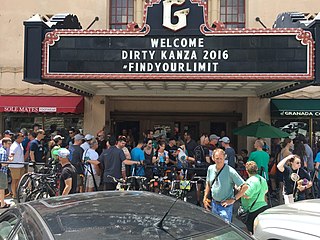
[
  {"x1": 4, "y1": 130, "x2": 14, "y2": 135},
  {"x1": 58, "y1": 148, "x2": 70, "y2": 158},
  {"x1": 219, "y1": 136, "x2": 230, "y2": 143},
  {"x1": 53, "y1": 135, "x2": 64, "y2": 141},
  {"x1": 74, "y1": 134, "x2": 84, "y2": 141},
  {"x1": 209, "y1": 134, "x2": 220, "y2": 141},
  {"x1": 84, "y1": 134, "x2": 94, "y2": 141}
]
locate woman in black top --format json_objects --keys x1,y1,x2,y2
[
  {"x1": 143, "y1": 138, "x2": 154, "y2": 180},
  {"x1": 277, "y1": 154, "x2": 312, "y2": 204}
]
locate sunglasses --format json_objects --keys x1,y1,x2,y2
[
  {"x1": 147, "y1": 142, "x2": 152, "y2": 145},
  {"x1": 295, "y1": 162, "x2": 301, "y2": 164},
  {"x1": 118, "y1": 136, "x2": 127, "y2": 141}
]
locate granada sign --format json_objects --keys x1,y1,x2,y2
[{"x1": 42, "y1": 0, "x2": 314, "y2": 81}]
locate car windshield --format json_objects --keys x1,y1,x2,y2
[
  {"x1": 46, "y1": 213, "x2": 247, "y2": 239},
  {"x1": 28, "y1": 192, "x2": 250, "y2": 239}
]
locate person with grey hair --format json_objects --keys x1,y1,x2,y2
[
  {"x1": 248, "y1": 139, "x2": 270, "y2": 181},
  {"x1": 82, "y1": 139, "x2": 101, "y2": 192},
  {"x1": 203, "y1": 148, "x2": 248, "y2": 223}
]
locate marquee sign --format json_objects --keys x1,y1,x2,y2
[{"x1": 42, "y1": 0, "x2": 314, "y2": 81}]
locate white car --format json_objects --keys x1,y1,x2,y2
[{"x1": 254, "y1": 199, "x2": 320, "y2": 240}]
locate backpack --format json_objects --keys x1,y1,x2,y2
[{"x1": 194, "y1": 145, "x2": 209, "y2": 167}]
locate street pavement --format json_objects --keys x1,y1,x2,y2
[{"x1": 0, "y1": 196, "x2": 16, "y2": 214}]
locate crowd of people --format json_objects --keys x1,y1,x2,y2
[{"x1": 0, "y1": 125, "x2": 319, "y2": 235}]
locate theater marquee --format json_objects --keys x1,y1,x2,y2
[{"x1": 42, "y1": 0, "x2": 314, "y2": 81}]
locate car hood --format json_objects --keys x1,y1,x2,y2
[{"x1": 256, "y1": 199, "x2": 320, "y2": 237}]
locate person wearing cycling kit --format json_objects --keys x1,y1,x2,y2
[
  {"x1": 152, "y1": 141, "x2": 169, "y2": 176},
  {"x1": 175, "y1": 147, "x2": 195, "y2": 179},
  {"x1": 194, "y1": 134, "x2": 211, "y2": 205}
]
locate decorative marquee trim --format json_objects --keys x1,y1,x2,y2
[{"x1": 41, "y1": 0, "x2": 315, "y2": 81}]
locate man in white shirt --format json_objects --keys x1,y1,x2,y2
[
  {"x1": 83, "y1": 139, "x2": 100, "y2": 192},
  {"x1": 9, "y1": 132, "x2": 25, "y2": 198}
]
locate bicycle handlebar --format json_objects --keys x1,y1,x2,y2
[
  {"x1": 127, "y1": 176, "x2": 147, "y2": 181},
  {"x1": 106, "y1": 175, "x2": 126, "y2": 183},
  {"x1": 144, "y1": 165, "x2": 208, "y2": 171}
]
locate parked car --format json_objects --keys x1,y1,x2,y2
[
  {"x1": 0, "y1": 191, "x2": 252, "y2": 240},
  {"x1": 254, "y1": 199, "x2": 320, "y2": 240}
]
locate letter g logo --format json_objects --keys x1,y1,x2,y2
[{"x1": 163, "y1": 0, "x2": 190, "y2": 31}]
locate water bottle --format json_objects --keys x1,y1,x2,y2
[{"x1": 159, "y1": 155, "x2": 164, "y2": 164}]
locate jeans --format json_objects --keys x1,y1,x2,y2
[{"x1": 211, "y1": 201, "x2": 233, "y2": 223}]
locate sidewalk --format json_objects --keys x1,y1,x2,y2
[{"x1": 0, "y1": 196, "x2": 16, "y2": 214}]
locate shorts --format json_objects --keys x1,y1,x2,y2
[
  {"x1": 0, "y1": 172, "x2": 8, "y2": 189},
  {"x1": 284, "y1": 194, "x2": 295, "y2": 204},
  {"x1": 85, "y1": 174, "x2": 101, "y2": 189},
  {"x1": 9, "y1": 168, "x2": 25, "y2": 180}
]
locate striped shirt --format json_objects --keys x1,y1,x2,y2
[{"x1": 0, "y1": 146, "x2": 8, "y2": 173}]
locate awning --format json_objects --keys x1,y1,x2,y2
[
  {"x1": 0, "y1": 96, "x2": 84, "y2": 114},
  {"x1": 271, "y1": 99, "x2": 320, "y2": 117}
]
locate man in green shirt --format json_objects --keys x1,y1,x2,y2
[{"x1": 248, "y1": 139, "x2": 270, "y2": 180}]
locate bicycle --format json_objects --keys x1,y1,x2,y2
[
  {"x1": 126, "y1": 176, "x2": 148, "y2": 191},
  {"x1": 19, "y1": 173, "x2": 57, "y2": 202},
  {"x1": 106, "y1": 175, "x2": 132, "y2": 191},
  {"x1": 168, "y1": 167, "x2": 206, "y2": 203},
  {"x1": 148, "y1": 166, "x2": 172, "y2": 195},
  {"x1": 17, "y1": 161, "x2": 60, "y2": 203}
]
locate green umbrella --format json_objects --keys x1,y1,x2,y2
[{"x1": 233, "y1": 120, "x2": 290, "y2": 138}]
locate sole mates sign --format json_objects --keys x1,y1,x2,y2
[{"x1": 42, "y1": 0, "x2": 314, "y2": 81}]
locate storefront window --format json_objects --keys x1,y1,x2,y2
[
  {"x1": 272, "y1": 119, "x2": 309, "y2": 139},
  {"x1": 272, "y1": 118, "x2": 318, "y2": 152},
  {"x1": 3, "y1": 114, "x2": 83, "y2": 133}
]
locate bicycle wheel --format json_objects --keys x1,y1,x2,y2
[
  {"x1": 17, "y1": 173, "x2": 34, "y2": 203},
  {"x1": 35, "y1": 189, "x2": 54, "y2": 200},
  {"x1": 25, "y1": 189, "x2": 40, "y2": 202}
]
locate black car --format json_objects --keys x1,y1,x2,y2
[{"x1": 0, "y1": 191, "x2": 252, "y2": 239}]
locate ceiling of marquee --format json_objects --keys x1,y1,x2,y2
[{"x1": 49, "y1": 80, "x2": 312, "y2": 98}]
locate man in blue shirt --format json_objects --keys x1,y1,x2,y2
[
  {"x1": 203, "y1": 148, "x2": 248, "y2": 223},
  {"x1": 29, "y1": 129, "x2": 46, "y2": 163},
  {"x1": 130, "y1": 140, "x2": 145, "y2": 176}
]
